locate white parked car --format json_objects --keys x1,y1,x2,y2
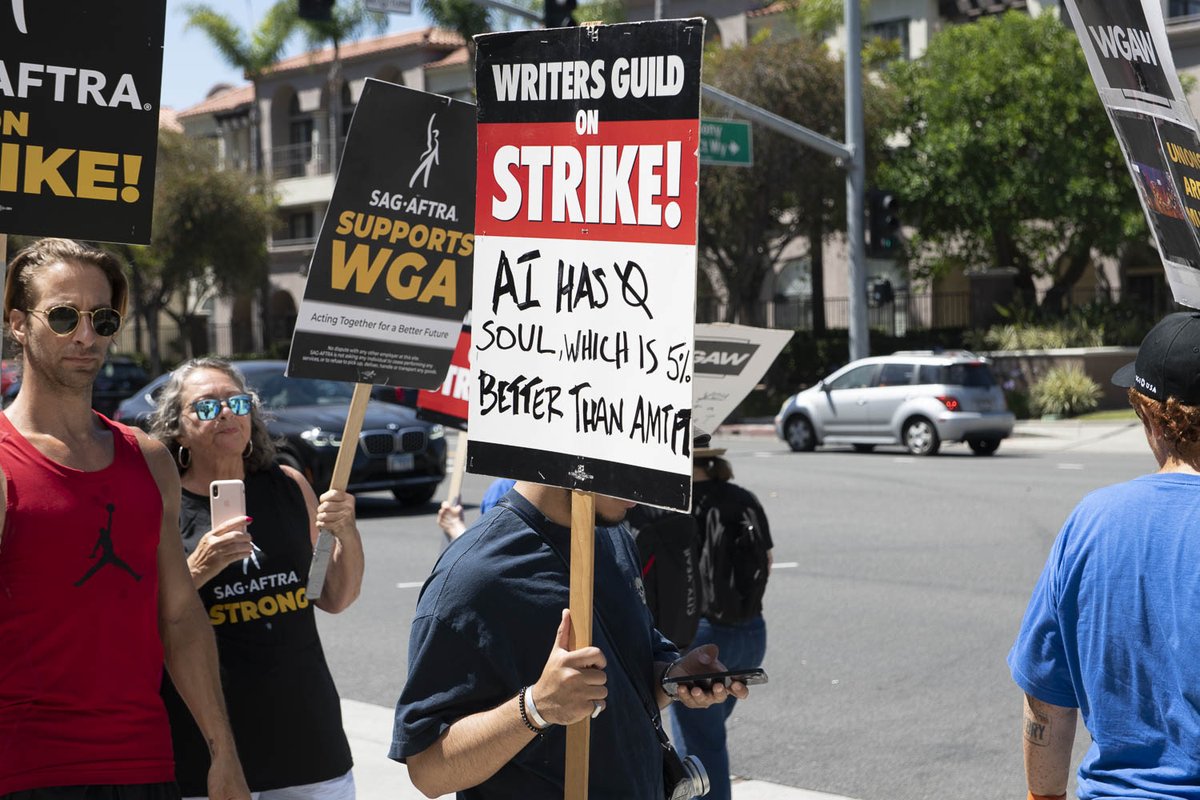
[{"x1": 773, "y1": 350, "x2": 1015, "y2": 456}]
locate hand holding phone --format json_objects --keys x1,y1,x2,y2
[
  {"x1": 662, "y1": 668, "x2": 768, "y2": 693},
  {"x1": 209, "y1": 480, "x2": 260, "y2": 571}
]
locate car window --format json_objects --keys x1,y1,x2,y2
[
  {"x1": 252, "y1": 372, "x2": 355, "y2": 408},
  {"x1": 827, "y1": 364, "x2": 877, "y2": 391},
  {"x1": 916, "y1": 365, "x2": 940, "y2": 384},
  {"x1": 877, "y1": 363, "x2": 916, "y2": 387},
  {"x1": 944, "y1": 363, "x2": 996, "y2": 388}
]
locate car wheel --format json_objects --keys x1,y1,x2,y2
[
  {"x1": 393, "y1": 484, "x2": 438, "y2": 507},
  {"x1": 784, "y1": 416, "x2": 816, "y2": 452},
  {"x1": 903, "y1": 417, "x2": 941, "y2": 456},
  {"x1": 852, "y1": 444, "x2": 875, "y2": 453},
  {"x1": 968, "y1": 437, "x2": 1001, "y2": 456}
]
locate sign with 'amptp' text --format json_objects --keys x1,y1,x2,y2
[
  {"x1": 288, "y1": 80, "x2": 475, "y2": 388},
  {"x1": 0, "y1": 0, "x2": 166, "y2": 244},
  {"x1": 469, "y1": 20, "x2": 705, "y2": 511},
  {"x1": 1064, "y1": 0, "x2": 1200, "y2": 307}
]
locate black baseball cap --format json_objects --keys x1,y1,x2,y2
[{"x1": 1112, "y1": 311, "x2": 1200, "y2": 404}]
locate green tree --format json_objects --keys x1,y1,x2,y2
[
  {"x1": 112, "y1": 130, "x2": 276, "y2": 373},
  {"x1": 699, "y1": 33, "x2": 894, "y2": 329},
  {"x1": 420, "y1": 0, "x2": 491, "y2": 81},
  {"x1": 880, "y1": 11, "x2": 1144, "y2": 311}
]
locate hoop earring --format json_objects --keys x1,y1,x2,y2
[
  {"x1": 176, "y1": 446, "x2": 190, "y2": 469},
  {"x1": 243, "y1": 439, "x2": 254, "y2": 459}
]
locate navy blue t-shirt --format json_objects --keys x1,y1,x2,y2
[{"x1": 391, "y1": 490, "x2": 679, "y2": 799}]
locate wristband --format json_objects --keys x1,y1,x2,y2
[
  {"x1": 660, "y1": 657, "x2": 685, "y2": 700},
  {"x1": 1028, "y1": 792, "x2": 1066, "y2": 800},
  {"x1": 524, "y1": 686, "x2": 551, "y2": 729},
  {"x1": 517, "y1": 686, "x2": 546, "y2": 734}
]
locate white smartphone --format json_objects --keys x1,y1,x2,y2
[{"x1": 209, "y1": 479, "x2": 246, "y2": 529}]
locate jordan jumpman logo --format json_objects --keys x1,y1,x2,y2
[{"x1": 75, "y1": 503, "x2": 142, "y2": 586}]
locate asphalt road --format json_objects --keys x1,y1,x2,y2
[{"x1": 316, "y1": 430, "x2": 1157, "y2": 800}]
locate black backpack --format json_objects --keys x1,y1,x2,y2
[
  {"x1": 696, "y1": 489, "x2": 771, "y2": 625},
  {"x1": 626, "y1": 506, "x2": 702, "y2": 649}
]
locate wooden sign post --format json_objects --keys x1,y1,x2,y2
[
  {"x1": 565, "y1": 491, "x2": 596, "y2": 800},
  {"x1": 306, "y1": 382, "x2": 371, "y2": 599}
]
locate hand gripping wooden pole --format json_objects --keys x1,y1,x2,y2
[
  {"x1": 565, "y1": 490, "x2": 596, "y2": 800},
  {"x1": 306, "y1": 382, "x2": 372, "y2": 600}
]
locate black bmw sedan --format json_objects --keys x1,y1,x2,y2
[{"x1": 114, "y1": 360, "x2": 446, "y2": 506}]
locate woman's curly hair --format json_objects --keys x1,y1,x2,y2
[
  {"x1": 148, "y1": 357, "x2": 277, "y2": 474},
  {"x1": 1128, "y1": 387, "x2": 1200, "y2": 456}
]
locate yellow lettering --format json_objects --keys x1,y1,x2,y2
[
  {"x1": 386, "y1": 252, "x2": 426, "y2": 300},
  {"x1": 331, "y1": 239, "x2": 391, "y2": 293},
  {"x1": 418, "y1": 258, "x2": 457, "y2": 306},
  {"x1": 388, "y1": 219, "x2": 411, "y2": 245},
  {"x1": 1188, "y1": 206, "x2": 1200, "y2": 227},
  {"x1": 209, "y1": 605, "x2": 227, "y2": 625},
  {"x1": 336, "y1": 209, "x2": 356, "y2": 235},
  {"x1": 259, "y1": 595, "x2": 278, "y2": 616},
  {"x1": 23, "y1": 145, "x2": 74, "y2": 196},
  {"x1": 0, "y1": 142, "x2": 17, "y2": 192},
  {"x1": 297, "y1": 587, "x2": 309, "y2": 608},
  {"x1": 278, "y1": 591, "x2": 298, "y2": 613},
  {"x1": 239, "y1": 601, "x2": 260, "y2": 621},
  {"x1": 77, "y1": 150, "x2": 119, "y2": 200},
  {"x1": 2, "y1": 111, "x2": 28, "y2": 137},
  {"x1": 460, "y1": 233, "x2": 475, "y2": 257}
]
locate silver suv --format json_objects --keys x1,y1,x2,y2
[{"x1": 773, "y1": 351, "x2": 1015, "y2": 456}]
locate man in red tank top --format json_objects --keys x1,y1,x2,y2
[{"x1": 0, "y1": 238, "x2": 250, "y2": 800}]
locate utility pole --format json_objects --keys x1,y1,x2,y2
[{"x1": 844, "y1": 0, "x2": 868, "y2": 360}]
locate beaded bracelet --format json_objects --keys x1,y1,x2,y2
[{"x1": 518, "y1": 686, "x2": 545, "y2": 734}]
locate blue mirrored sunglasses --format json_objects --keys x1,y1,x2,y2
[{"x1": 192, "y1": 394, "x2": 253, "y2": 421}]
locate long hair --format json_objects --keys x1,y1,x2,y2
[
  {"x1": 1128, "y1": 387, "x2": 1200, "y2": 459},
  {"x1": 148, "y1": 357, "x2": 277, "y2": 474},
  {"x1": 694, "y1": 455, "x2": 734, "y2": 482}
]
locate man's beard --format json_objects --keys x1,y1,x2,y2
[
  {"x1": 595, "y1": 510, "x2": 628, "y2": 526},
  {"x1": 23, "y1": 340, "x2": 104, "y2": 392}
]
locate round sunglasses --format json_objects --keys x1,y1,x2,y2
[
  {"x1": 191, "y1": 394, "x2": 254, "y2": 421},
  {"x1": 28, "y1": 305, "x2": 122, "y2": 337}
]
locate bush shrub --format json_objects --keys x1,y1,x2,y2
[{"x1": 1029, "y1": 366, "x2": 1102, "y2": 418}]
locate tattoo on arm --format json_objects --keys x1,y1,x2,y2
[{"x1": 1024, "y1": 704, "x2": 1050, "y2": 747}]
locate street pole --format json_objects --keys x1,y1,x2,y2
[{"x1": 844, "y1": 0, "x2": 868, "y2": 360}]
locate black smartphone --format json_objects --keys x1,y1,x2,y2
[{"x1": 662, "y1": 668, "x2": 768, "y2": 691}]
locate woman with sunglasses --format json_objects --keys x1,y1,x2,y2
[{"x1": 148, "y1": 357, "x2": 363, "y2": 800}]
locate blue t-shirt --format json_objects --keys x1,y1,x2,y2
[
  {"x1": 1009, "y1": 473, "x2": 1200, "y2": 799},
  {"x1": 480, "y1": 479, "x2": 516, "y2": 515},
  {"x1": 391, "y1": 490, "x2": 679, "y2": 799}
]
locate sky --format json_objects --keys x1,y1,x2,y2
[{"x1": 160, "y1": 0, "x2": 434, "y2": 112}]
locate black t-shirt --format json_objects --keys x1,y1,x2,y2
[
  {"x1": 390, "y1": 490, "x2": 679, "y2": 799},
  {"x1": 161, "y1": 465, "x2": 352, "y2": 793}
]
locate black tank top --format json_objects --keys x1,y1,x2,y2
[{"x1": 160, "y1": 465, "x2": 352, "y2": 792}]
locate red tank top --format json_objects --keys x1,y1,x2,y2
[{"x1": 0, "y1": 412, "x2": 173, "y2": 792}]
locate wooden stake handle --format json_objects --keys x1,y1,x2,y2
[
  {"x1": 447, "y1": 430, "x2": 469, "y2": 506},
  {"x1": 565, "y1": 490, "x2": 595, "y2": 800}
]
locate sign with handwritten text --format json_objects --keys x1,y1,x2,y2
[
  {"x1": 0, "y1": 0, "x2": 166, "y2": 244},
  {"x1": 468, "y1": 20, "x2": 705, "y2": 510},
  {"x1": 288, "y1": 80, "x2": 475, "y2": 388}
]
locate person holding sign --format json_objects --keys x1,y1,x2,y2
[
  {"x1": 0, "y1": 239, "x2": 249, "y2": 799},
  {"x1": 148, "y1": 358, "x2": 363, "y2": 799},
  {"x1": 1009, "y1": 311, "x2": 1200, "y2": 800},
  {"x1": 391, "y1": 481, "x2": 750, "y2": 798}
]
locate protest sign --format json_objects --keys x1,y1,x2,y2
[
  {"x1": 417, "y1": 319, "x2": 471, "y2": 430},
  {"x1": 288, "y1": 79, "x2": 475, "y2": 388},
  {"x1": 470, "y1": 20, "x2": 706, "y2": 513},
  {"x1": 693, "y1": 324, "x2": 792, "y2": 435},
  {"x1": 1063, "y1": 0, "x2": 1200, "y2": 307},
  {"x1": 0, "y1": 0, "x2": 166, "y2": 244}
]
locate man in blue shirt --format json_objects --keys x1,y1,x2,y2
[
  {"x1": 1009, "y1": 311, "x2": 1200, "y2": 800},
  {"x1": 392, "y1": 482, "x2": 750, "y2": 798}
]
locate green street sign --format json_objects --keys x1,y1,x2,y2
[{"x1": 699, "y1": 119, "x2": 753, "y2": 167}]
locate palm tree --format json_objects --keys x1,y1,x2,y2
[
  {"x1": 183, "y1": 1, "x2": 297, "y2": 173},
  {"x1": 420, "y1": 0, "x2": 492, "y2": 82},
  {"x1": 291, "y1": 0, "x2": 387, "y2": 169}
]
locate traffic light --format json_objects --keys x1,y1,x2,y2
[
  {"x1": 867, "y1": 189, "x2": 902, "y2": 256},
  {"x1": 299, "y1": 0, "x2": 334, "y2": 22},
  {"x1": 543, "y1": 0, "x2": 577, "y2": 27}
]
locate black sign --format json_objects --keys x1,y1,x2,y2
[
  {"x1": 1073, "y1": 0, "x2": 1171, "y2": 98},
  {"x1": 0, "y1": 1, "x2": 166, "y2": 244},
  {"x1": 288, "y1": 80, "x2": 475, "y2": 389}
]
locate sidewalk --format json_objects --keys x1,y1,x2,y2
[
  {"x1": 716, "y1": 418, "x2": 1147, "y2": 454},
  {"x1": 342, "y1": 699, "x2": 857, "y2": 800}
]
